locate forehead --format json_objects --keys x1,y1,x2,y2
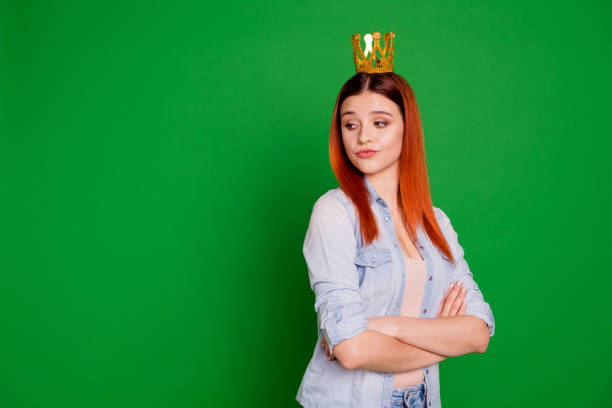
[{"x1": 340, "y1": 92, "x2": 399, "y2": 116}]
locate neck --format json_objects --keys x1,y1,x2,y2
[{"x1": 365, "y1": 163, "x2": 400, "y2": 212}]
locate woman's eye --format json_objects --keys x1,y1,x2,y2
[{"x1": 344, "y1": 122, "x2": 385, "y2": 130}]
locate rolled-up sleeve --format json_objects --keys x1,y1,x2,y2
[
  {"x1": 434, "y1": 207, "x2": 496, "y2": 337},
  {"x1": 303, "y1": 193, "x2": 368, "y2": 356}
]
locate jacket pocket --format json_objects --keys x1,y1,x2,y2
[
  {"x1": 354, "y1": 247, "x2": 393, "y2": 268},
  {"x1": 353, "y1": 247, "x2": 393, "y2": 291}
]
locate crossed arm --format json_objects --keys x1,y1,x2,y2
[
  {"x1": 304, "y1": 197, "x2": 494, "y2": 374},
  {"x1": 330, "y1": 328, "x2": 447, "y2": 372},
  {"x1": 325, "y1": 281, "x2": 490, "y2": 372},
  {"x1": 331, "y1": 315, "x2": 490, "y2": 372}
]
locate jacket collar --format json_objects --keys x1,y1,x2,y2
[
  {"x1": 363, "y1": 174, "x2": 387, "y2": 207},
  {"x1": 363, "y1": 173, "x2": 428, "y2": 249}
]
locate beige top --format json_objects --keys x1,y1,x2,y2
[{"x1": 392, "y1": 254, "x2": 427, "y2": 389}]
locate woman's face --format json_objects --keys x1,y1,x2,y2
[{"x1": 339, "y1": 91, "x2": 404, "y2": 176}]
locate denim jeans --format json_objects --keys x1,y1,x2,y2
[{"x1": 390, "y1": 381, "x2": 426, "y2": 408}]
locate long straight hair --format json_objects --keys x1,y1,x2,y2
[{"x1": 329, "y1": 72, "x2": 455, "y2": 265}]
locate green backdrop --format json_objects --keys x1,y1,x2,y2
[{"x1": 2, "y1": 1, "x2": 610, "y2": 407}]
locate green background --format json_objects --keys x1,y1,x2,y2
[{"x1": 2, "y1": 0, "x2": 610, "y2": 406}]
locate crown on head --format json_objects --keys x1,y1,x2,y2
[{"x1": 351, "y1": 30, "x2": 395, "y2": 73}]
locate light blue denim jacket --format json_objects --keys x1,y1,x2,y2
[{"x1": 296, "y1": 175, "x2": 495, "y2": 408}]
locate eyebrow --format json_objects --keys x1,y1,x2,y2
[{"x1": 340, "y1": 110, "x2": 393, "y2": 118}]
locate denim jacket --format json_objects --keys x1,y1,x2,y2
[{"x1": 296, "y1": 175, "x2": 495, "y2": 408}]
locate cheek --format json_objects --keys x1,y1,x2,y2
[
  {"x1": 381, "y1": 128, "x2": 403, "y2": 153},
  {"x1": 392, "y1": 125, "x2": 404, "y2": 144},
  {"x1": 378, "y1": 147, "x2": 401, "y2": 166},
  {"x1": 340, "y1": 134, "x2": 360, "y2": 165},
  {"x1": 341, "y1": 133, "x2": 353, "y2": 153},
  {"x1": 340, "y1": 128, "x2": 351, "y2": 144}
]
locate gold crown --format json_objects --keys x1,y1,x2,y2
[{"x1": 351, "y1": 30, "x2": 395, "y2": 73}]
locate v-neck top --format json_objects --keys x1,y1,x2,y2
[{"x1": 392, "y1": 254, "x2": 427, "y2": 389}]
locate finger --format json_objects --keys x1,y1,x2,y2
[
  {"x1": 449, "y1": 287, "x2": 467, "y2": 316},
  {"x1": 443, "y1": 282, "x2": 454, "y2": 299},
  {"x1": 324, "y1": 342, "x2": 335, "y2": 361},
  {"x1": 323, "y1": 341, "x2": 332, "y2": 360},
  {"x1": 450, "y1": 286, "x2": 467, "y2": 315},
  {"x1": 458, "y1": 301, "x2": 466, "y2": 315},
  {"x1": 437, "y1": 282, "x2": 454, "y2": 316},
  {"x1": 440, "y1": 282, "x2": 459, "y2": 316},
  {"x1": 441, "y1": 281, "x2": 462, "y2": 317}
]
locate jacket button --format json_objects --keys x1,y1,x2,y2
[
  {"x1": 428, "y1": 276, "x2": 432, "y2": 281},
  {"x1": 423, "y1": 308, "x2": 428, "y2": 314},
  {"x1": 393, "y1": 306, "x2": 398, "y2": 310},
  {"x1": 426, "y1": 369, "x2": 429, "y2": 374},
  {"x1": 384, "y1": 216, "x2": 390, "y2": 221},
  {"x1": 371, "y1": 257, "x2": 376, "y2": 263}
]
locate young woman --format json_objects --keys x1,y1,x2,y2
[{"x1": 295, "y1": 37, "x2": 495, "y2": 408}]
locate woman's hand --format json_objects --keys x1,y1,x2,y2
[
  {"x1": 437, "y1": 280, "x2": 467, "y2": 318},
  {"x1": 321, "y1": 335, "x2": 335, "y2": 360},
  {"x1": 321, "y1": 282, "x2": 467, "y2": 360}
]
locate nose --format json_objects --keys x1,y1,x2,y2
[{"x1": 357, "y1": 123, "x2": 373, "y2": 144}]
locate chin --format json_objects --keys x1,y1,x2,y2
[
  {"x1": 358, "y1": 160, "x2": 380, "y2": 170},
  {"x1": 359, "y1": 168, "x2": 381, "y2": 176}
]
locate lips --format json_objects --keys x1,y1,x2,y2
[{"x1": 356, "y1": 149, "x2": 378, "y2": 158}]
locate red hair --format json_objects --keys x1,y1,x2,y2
[{"x1": 329, "y1": 72, "x2": 455, "y2": 265}]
